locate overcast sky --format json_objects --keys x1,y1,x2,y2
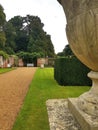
[{"x1": 0, "y1": 0, "x2": 68, "y2": 53}]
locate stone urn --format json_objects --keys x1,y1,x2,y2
[{"x1": 57, "y1": 0, "x2": 98, "y2": 129}]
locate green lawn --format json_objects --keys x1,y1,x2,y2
[
  {"x1": 0, "y1": 68, "x2": 15, "y2": 74},
  {"x1": 12, "y1": 68, "x2": 90, "y2": 130}
]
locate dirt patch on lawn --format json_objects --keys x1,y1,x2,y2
[{"x1": 0, "y1": 67, "x2": 37, "y2": 130}]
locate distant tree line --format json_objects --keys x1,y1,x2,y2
[
  {"x1": 0, "y1": 4, "x2": 55, "y2": 62},
  {"x1": 57, "y1": 44, "x2": 74, "y2": 57}
]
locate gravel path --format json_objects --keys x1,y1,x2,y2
[{"x1": 0, "y1": 67, "x2": 37, "y2": 130}]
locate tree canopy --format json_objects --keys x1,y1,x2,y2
[
  {"x1": 4, "y1": 15, "x2": 55, "y2": 57},
  {"x1": 0, "y1": 4, "x2": 55, "y2": 59},
  {"x1": 57, "y1": 44, "x2": 74, "y2": 57},
  {"x1": 0, "y1": 4, "x2": 6, "y2": 48}
]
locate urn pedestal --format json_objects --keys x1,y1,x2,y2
[
  {"x1": 68, "y1": 71, "x2": 98, "y2": 130},
  {"x1": 57, "y1": 0, "x2": 98, "y2": 129}
]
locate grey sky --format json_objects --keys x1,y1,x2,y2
[{"x1": 0, "y1": 0, "x2": 68, "y2": 53}]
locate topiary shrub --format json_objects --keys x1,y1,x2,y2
[{"x1": 54, "y1": 56, "x2": 92, "y2": 86}]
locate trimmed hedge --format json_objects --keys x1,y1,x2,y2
[{"x1": 54, "y1": 56, "x2": 92, "y2": 86}]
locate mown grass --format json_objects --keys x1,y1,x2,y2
[
  {"x1": 0, "y1": 68, "x2": 15, "y2": 74},
  {"x1": 12, "y1": 68, "x2": 90, "y2": 130}
]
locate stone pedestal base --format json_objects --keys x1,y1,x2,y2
[
  {"x1": 46, "y1": 99, "x2": 81, "y2": 130},
  {"x1": 46, "y1": 99, "x2": 98, "y2": 130},
  {"x1": 68, "y1": 71, "x2": 98, "y2": 130},
  {"x1": 68, "y1": 98, "x2": 98, "y2": 130}
]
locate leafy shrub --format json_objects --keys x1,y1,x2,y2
[{"x1": 0, "y1": 50, "x2": 9, "y2": 59}]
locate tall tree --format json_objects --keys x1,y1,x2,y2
[
  {"x1": 8, "y1": 16, "x2": 29, "y2": 52},
  {"x1": 0, "y1": 4, "x2": 6, "y2": 48},
  {"x1": 45, "y1": 35, "x2": 55, "y2": 57},
  {"x1": 57, "y1": 44, "x2": 74, "y2": 57},
  {"x1": 63, "y1": 44, "x2": 74, "y2": 56},
  {"x1": 6, "y1": 15, "x2": 55, "y2": 57},
  {"x1": 0, "y1": 4, "x2": 6, "y2": 27},
  {"x1": 4, "y1": 21, "x2": 16, "y2": 54}
]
